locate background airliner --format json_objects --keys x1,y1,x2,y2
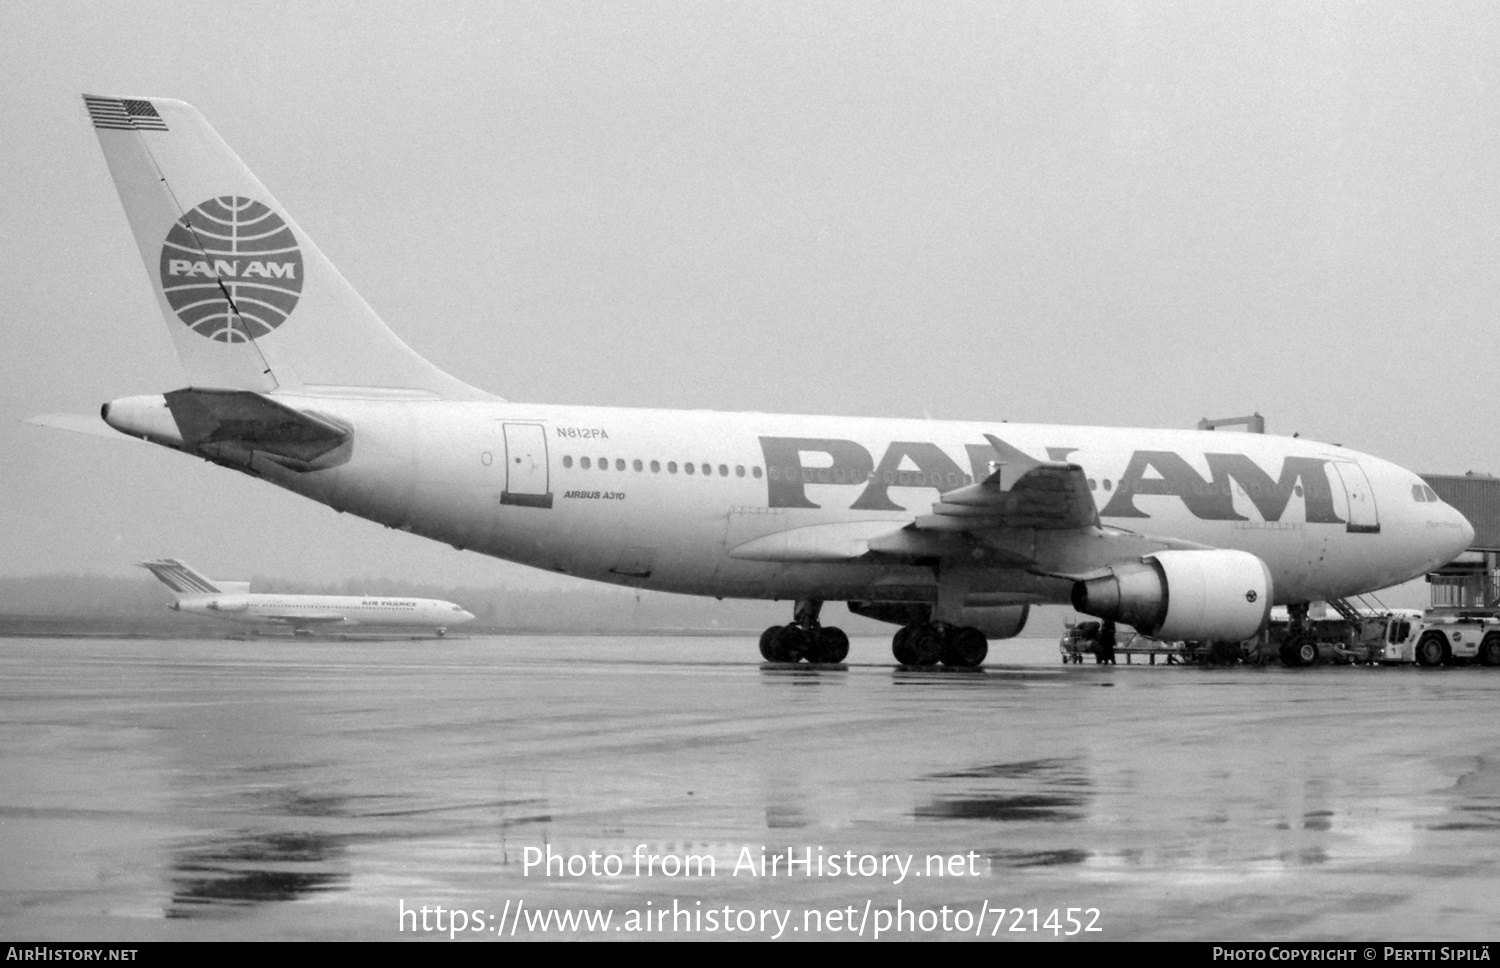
[
  {"x1": 141, "y1": 559, "x2": 474, "y2": 636},
  {"x1": 85, "y1": 95, "x2": 1472, "y2": 667}
]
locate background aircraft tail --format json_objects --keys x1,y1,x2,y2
[
  {"x1": 84, "y1": 95, "x2": 492, "y2": 401},
  {"x1": 139, "y1": 559, "x2": 222, "y2": 597}
]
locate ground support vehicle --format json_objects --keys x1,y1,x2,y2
[
  {"x1": 1392, "y1": 609, "x2": 1500, "y2": 667},
  {"x1": 1060, "y1": 622, "x2": 1189, "y2": 664},
  {"x1": 1270, "y1": 614, "x2": 1386, "y2": 667}
]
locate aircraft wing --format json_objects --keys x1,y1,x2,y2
[
  {"x1": 261, "y1": 614, "x2": 348, "y2": 627},
  {"x1": 729, "y1": 433, "x2": 1203, "y2": 573},
  {"x1": 862, "y1": 433, "x2": 1210, "y2": 574}
]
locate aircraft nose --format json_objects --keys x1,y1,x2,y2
[{"x1": 1455, "y1": 506, "x2": 1476, "y2": 553}]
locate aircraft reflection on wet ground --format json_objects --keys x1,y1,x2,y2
[{"x1": 2, "y1": 633, "x2": 1499, "y2": 940}]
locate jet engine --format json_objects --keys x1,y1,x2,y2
[
  {"x1": 205, "y1": 597, "x2": 250, "y2": 613},
  {"x1": 1070, "y1": 549, "x2": 1272, "y2": 641}
]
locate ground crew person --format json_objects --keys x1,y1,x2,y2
[{"x1": 1096, "y1": 620, "x2": 1117, "y2": 664}]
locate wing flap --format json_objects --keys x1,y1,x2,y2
[{"x1": 728, "y1": 521, "x2": 901, "y2": 562}]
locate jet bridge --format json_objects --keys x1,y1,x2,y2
[{"x1": 1421, "y1": 473, "x2": 1500, "y2": 607}]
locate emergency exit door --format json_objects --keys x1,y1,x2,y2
[{"x1": 499, "y1": 422, "x2": 553, "y2": 509}]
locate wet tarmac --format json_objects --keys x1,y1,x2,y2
[{"x1": 2, "y1": 633, "x2": 1499, "y2": 941}]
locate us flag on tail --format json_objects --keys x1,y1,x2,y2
[{"x1": 84, "y1": 95, "x2": 170, "y2": 131}]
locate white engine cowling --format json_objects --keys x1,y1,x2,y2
[
  {"x1": 1070, "y1": 549, "x2": 1272, "y2": 641},
  {"x1": 206, "y1": 596, "x2": 250, "y2": 613}
]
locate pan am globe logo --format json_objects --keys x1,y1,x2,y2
[{"x1": 158, "y1": 196, "x2": 304, "y2": 343}]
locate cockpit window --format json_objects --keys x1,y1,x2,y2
[
  {"x1": 1413, "y1": 484, "x2": 1428, "y2": 502},
  {"x1": 1425, "y1": 486, "x2": 1440, "y2": 502}
]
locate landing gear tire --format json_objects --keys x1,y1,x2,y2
[
  {"x1": 908, "y1": 623, "x2": 945, "y2": 666},
  {"x1": 759, "y1": 625, "x2": 780, "y2": 661},
  {"x1": 1415, "y1": 633, "x2": 1449, "y2": 669},
  {"x1": 1280, "y1": 637, "x2": 1317, "y2": 668},
  {"x1": 892, "y1": 625, "x2": 918, "y2": 665},
  {"x1": 806, "y1": 627, "x2": 850, "y2": 664},
  {"x1": 941, "y1": 626, "x2": 989, "y2": 668},
  {"x1": 771, "y1": 624, "x2": 809, "y2": 663},
  {"x1": 1480, "y1": 633, "x2": 1500, "y2": 668}
]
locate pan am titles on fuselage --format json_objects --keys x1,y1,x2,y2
[{"x1": 83, "y1": 95, "x2": 1472, "y2": 667}]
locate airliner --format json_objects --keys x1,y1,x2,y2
[
  {"x1": 141, "y1": 559, "x2": 475, "y2": 636},
  {"x1": 81, "y1": 95, "x2": 1473, "y2": 667}
]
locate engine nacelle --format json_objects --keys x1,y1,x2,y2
[
  {"x1": 1070, "y1": 549, "x2": 1272, "y2": 641},
  {"x1": 205, "y1": 596, "x2": 250, "y2": 613}
]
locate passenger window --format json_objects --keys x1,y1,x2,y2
[
  {"x1": 580, "y1": 457, "x2": 591, "y2": 469},
  {"x1": 753, "y1": 467, "x2": 762, "y2": 478},
  {"x1": 668, "y1": 461, "x2": 678, "y2": 473},
  {"x1": 651, "y1": 460, "x2": 661, "y2": 473},
  {"x1": 616, "y1": 459, "x2": 626, "y2": 471},
  {"x1": 562, "y1": 455, "x2": 573, "y2": 468},
  {"x1": 598, "y1": 456, "x2": 607, "y2": 470},
  {"x1": 685, "y1": 462, "x2": 695, "y2": 475},
  {"x1": 719, "y1": 464, "x2": 728, "y2": 477},
  {"x1": 702, "y1": 463, "x2": 712, "y2": 476},
  {"x1": 633, "y1": 459, "x2": 643, "y2": 472},
  {"x1": 735, "y1": 465, "x2": 745, "y2": 478},
  {"x1": 1088, "y1": 478, "x2": 1096, "y2": 491},
  {"x1": 1103, "y1": 479, "x2": 1112, "y2": 491}
]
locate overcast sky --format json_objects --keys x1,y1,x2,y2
[{"x1": 2, "y1": 1, "x2": 1497, "y2": 591}]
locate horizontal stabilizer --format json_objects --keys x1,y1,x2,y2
[
  {"x1": 140, "y1": 558, "x2": 221, "y2": 596},
  {"x1": 163, "y1": 388, "x2": 352, "y2": 472},
  {"x1": 24, "y1": 413, "x2": 138, "y2": 441}
]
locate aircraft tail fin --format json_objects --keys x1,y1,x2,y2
[
  {"x1": 139, "y1": 559, "x2": 221, "y2": 597},
  {"x1": 84, "y1": 94, "x2": 493, "y2": 401}
]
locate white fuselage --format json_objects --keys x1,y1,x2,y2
[
  {"x1": 175, "y1": 591, "x2": 474, "y2": 630},
  {"x1": 201, "y1": 397, "x2": 1471, "y2": 609}
]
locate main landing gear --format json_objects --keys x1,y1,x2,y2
[
  {"x1": 759, "y1": 599, "x2": 850, "y2": 664},
  {"x1": 891, "y1": 622, "x2": 988, "y2": 669}
]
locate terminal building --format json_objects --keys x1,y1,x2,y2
[{"x1": 1422, "y1": 473, "x2": 1500, "y2": 608}]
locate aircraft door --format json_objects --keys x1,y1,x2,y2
[
  {"x1": 1332, "y1": 461, "x2": 1379, "y2": 534},
  {"x1": 499, "y1": 422, "x2": 553, "y2": 509}
]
